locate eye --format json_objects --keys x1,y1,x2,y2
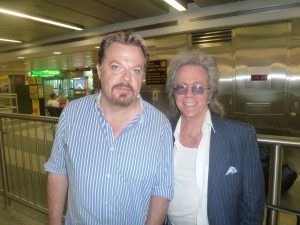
[
  {"x1": 174, "y1": 84, "x2": 188, "y2": 95},
  {"x1": 177, "y1": 84, "x2": 187, "y2": 91},
  {"x1": 110, "y1": 63, "x2": 122, "y2": 72},
  {"x1": 130, "y1": 67, "x2": 142, "y2": 76},
  {"x1": 192, "y1": 85, "x2": 204, "y2": 94}
]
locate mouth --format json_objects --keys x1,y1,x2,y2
[
  {"x1": 184, "y1": 101, "x2": 196, "y2": 107},
  {"x1": 113, "y1": 83, "x2": 134, "y2": 93}
]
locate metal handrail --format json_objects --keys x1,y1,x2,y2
[
  {"x1": 257, "y1": 134, "x2": 300, "y2": 225},
  {"x1": 266, "y1": 205, "x2": 300, "y2": 225},
  {"x1": 257, "y1": 134, "x2": 300, "y2": 147},
  {"x1": 0, "y1": 113, "x2": 299, "y2": 225},
  {"x1": 0, "y1": 112, "x2": 58, "y2": 122},
  {"x1": 0, "y1": 112, "x2": 58, "y2": 214}
]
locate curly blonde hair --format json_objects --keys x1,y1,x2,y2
[{"x1": 166, "y1": 49, "x2": 224, "y2": 117}]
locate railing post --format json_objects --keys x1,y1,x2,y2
[
  {"x1": 0, "y1": 118, "x2": 12, "y2": 209},
  {"x1": 267, "y1": 143, "x2": 283, "y2": 225}
]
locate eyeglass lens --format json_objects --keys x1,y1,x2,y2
[{"x1": 174, "y1": 84, "x2": 209, "y2": 95}]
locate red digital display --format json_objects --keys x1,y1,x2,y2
[{"x1": 251, "y1": 74, "x2": 268, "y2": 81}]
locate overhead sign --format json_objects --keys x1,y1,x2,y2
[
  {"x1": 31, "y1": 70, "x2": 61, "y2": 77},
  {"x1": 146, "y1": 60, "x2": 167, "y2": 84}
]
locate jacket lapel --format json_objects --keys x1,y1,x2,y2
[{"x1": 207, "y1": 115, "x2": 229, "y2": 203}]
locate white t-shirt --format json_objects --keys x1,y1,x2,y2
[
  {"x1": 168, "y1": 143, "x2": 198, "y2": 225},
  {"x1": 47, "y1": 99, "x2": 59, "y2": 107},
  {"x1": 168, "y1": 111, "x2": 214, "y2": 225}
]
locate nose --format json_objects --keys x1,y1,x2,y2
[
  {"x1": 185, "y1": 86, "x2": 194, "y2": 97},
  {"x1": 121, "y1": 67, "x2": 132, "y2": 82}
]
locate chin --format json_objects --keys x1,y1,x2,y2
[
  {"x1": 182, "y1": 113, "x2": 198, "y2": 119},
  {"x1": 113, "y1": 96, "x2": 135, "y2": 106}
]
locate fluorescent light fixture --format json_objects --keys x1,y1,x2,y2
[
  {"x1": 0, "y1": 38, "x2": 22, "y2": 43},
  {"x1": 0, "y1": 8, "x2": 83, "y2": 31},
  {"x1": 163, "y1": 0, "x2": 187, "y2": 11}
]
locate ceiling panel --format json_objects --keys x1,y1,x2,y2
[
  {"x1": 193, "y1": 0, "x2": 238, "y2": 7},
  {"x1": 1, "y1": 0, "x2": 296, "y2": 73},
  {"x1": 0, "y1": 0, "x2": 170, "y2": 46},
  {"x1": 0, "y1": 0, "x2": 173, "y2": 71}
]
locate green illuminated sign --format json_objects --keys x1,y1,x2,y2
[{"x1": 31, "y1": 70, "x2": 61, "y2": 77}]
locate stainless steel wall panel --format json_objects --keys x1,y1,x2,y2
[
  {"x1": 291, "y1": 19, "x2": 300, "y2": 36},
  {"x1": 234, "y1": 22, "x2": 289, "y2": 42},
  {"x1": 233, "y1": 24, "x2": 289, "y2": 134},
  {"x1": 151, "y1": 34, "x2": 188, "y2": 51},
  {"x1": 286, "y1": 38, "x2": 300, "y2": 136},
  {"x1": 234, "y1": 42, "x2": 287, "y2": 113}
]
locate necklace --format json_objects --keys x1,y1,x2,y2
[{"x1": 181, "y1": 125, "x2": 201, "y2": 145}]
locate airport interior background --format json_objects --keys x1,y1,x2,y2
[{"x1": 0, "y1": 0, "x2": 300, "y2": 224}]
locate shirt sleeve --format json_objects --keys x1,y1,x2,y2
[
  {"x1": 152, "y1": 121, "x2": 174, "y2": 201},
  {"x1": 44, "y1": 111, "x2": 68, "y2": 175}
]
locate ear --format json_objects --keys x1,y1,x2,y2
[
  {"x1": 207, "y1": 92, "x2": 213, "y2": 103},
  {"x1": 96, "y1": 64, "x2": 101, "y2": 79}
]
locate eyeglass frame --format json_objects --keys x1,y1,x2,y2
[{"x1": 173, "y1": 83, "x2": 210, "y2": 95}]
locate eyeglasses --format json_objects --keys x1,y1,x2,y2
[{"x1": 174, "y1": 84, "x2": 210, "y2": 95}]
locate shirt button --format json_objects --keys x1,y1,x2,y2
[
  {"x1": 106, "y1": 174, "x2": 111, "y2": 178},
  {"x1": 110, "y1": 147, "x2": 114, "y2": 152}
]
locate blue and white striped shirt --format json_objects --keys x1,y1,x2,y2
[{"x1": 44, "y1": 93, "x2": 174, "y2": 225}]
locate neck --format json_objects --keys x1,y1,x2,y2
[
  {"x1": 99, "y1": 97, "x2": 141, "y2": 138},
  {"x1": 180, "y1": 120, "x2": 202, "y2": 148}
]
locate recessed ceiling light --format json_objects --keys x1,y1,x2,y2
[
  {"x1": 17, "y1": 56, "x2": 25, "y2": 59},
  {"x1": 0, "y1": 8, "x2": 83, "y2": 31},
  {"x1": 0, "y1": 38, "x2": 22, "y2": 43},
  {"x1": 163, "y1": 0, "x2": 187, "y2": 11},
  {"x1": 53, "y1": 52, "x2": 61, "y2": 55}
]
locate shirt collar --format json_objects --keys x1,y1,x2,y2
[
  {"x1": 204, "y1": 110, "x2": 215, "y2": 133},
  {"x1": 95, "y1": 90, "x2": 145, "y2": 123}
]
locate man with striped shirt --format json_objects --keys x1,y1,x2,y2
[{"x1": 45, "y1": 31, "x2": 174, "y2": 225}]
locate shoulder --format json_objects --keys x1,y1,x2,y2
[
  {"x1": 142, "y1": 100, "x2": 171, "y2": 125},
  {"x1": 62, "y1": 94, "x2": 97, "y2": 116},
  {"x1": 67, "y1": 94, "x2": 97, "y2": 107},
  {"x1": 212, "y1": 114, "x2": 256, "y2": 134},
  {"x1": 143, "y1": 100, "x2": 165, "y2": 118}
]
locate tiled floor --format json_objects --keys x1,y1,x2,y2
[
  {"x1": 1, "y1": 175, "x2": 299, "y2": 225},
  {"x1": 0, "y1": 207, "x2": 45, "y2": 225},
  {"x1": 0, "y1": 198, "x2": 48, "y2": 225},
  {"x1": 275, "y1": 173, "x2": 300, "y2": 225}
]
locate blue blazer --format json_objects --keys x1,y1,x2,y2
[
  {"x1": 207, "y1": 115, "x2": 265, "y2": 225},
  {"x1": 168, "y1": 114, "x2": 265, "y2": 225}
]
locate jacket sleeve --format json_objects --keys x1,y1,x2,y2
[{"x1": 240, "y1": 126, "x2": 265, "y2": 225}]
